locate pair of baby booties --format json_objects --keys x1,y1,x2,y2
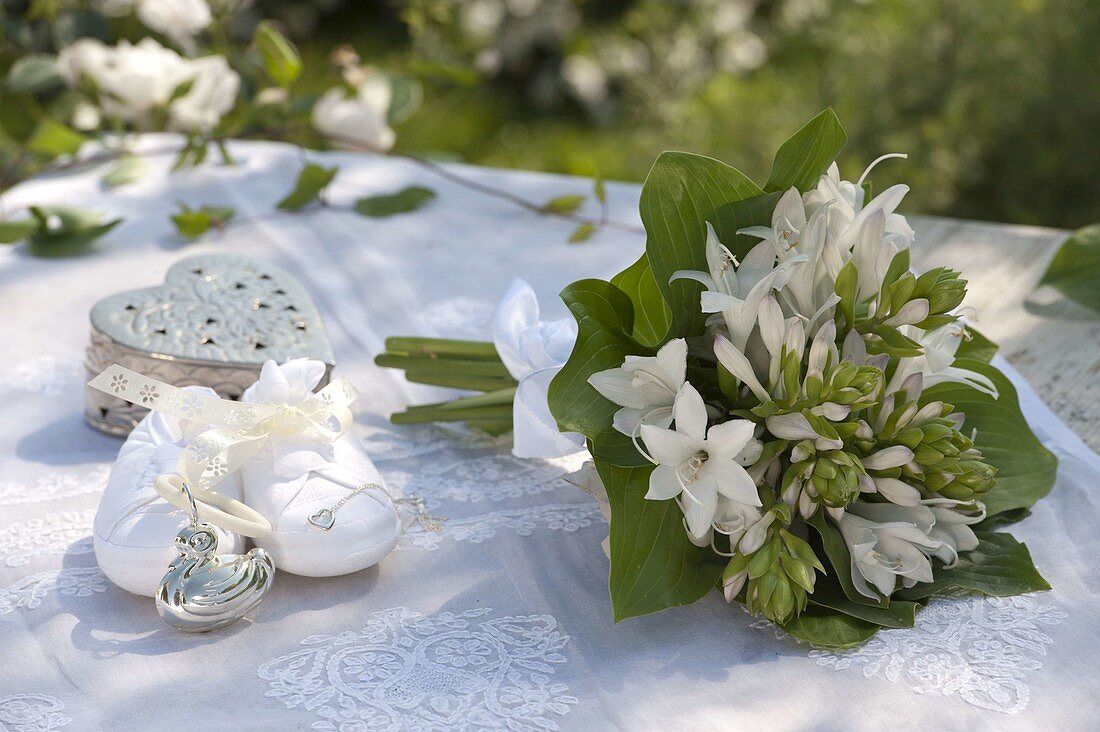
[{"x1": 94, "y1": 359, "x2": 403, "y2": 597}]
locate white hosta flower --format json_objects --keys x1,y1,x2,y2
[
  {"x1": 887, "y1": 323, "x2": 998, "y2": 398},
  {"x1": 168, "y1": 55, "x2": 240, "y2": 133},
  {"x1": 641, "y1": 382, "x2": 761, "y2": 543},
  {"x1": 836, "y1": 503, "x2": 943, "y2": 599},
  {"x1": 671, "y1": 222, "x2": 804, "y2": 350},
  {"x1": 803, "y1": 157, "x2": 915, "y2": 252},
  {"x1": 137, "y1": 0, "x2": 212, "y2": 50},
  {"x1": 925, "y1": 500, "x2": 983, "y2": 566},
  {"x1": 491, "y1": 278, "x2": 583, "y2": 459},
  {"x1": 588, "y1": 338, "x2": 687, "y2": 436},
  {"x1": 738, "y1": 187, "x2": 807, "y2": 259},
  {"x1": 312, "y1": 74, "x2": 395, "y2": 151},
  {"x1": 777, "y1": 204, "x2": 843, "y2": 323}
]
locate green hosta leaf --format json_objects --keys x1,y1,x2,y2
[
  {"x1": 0, "y1": 218, "x2": 40, "y2": 244},
  {"x1": 539, "y1": 194, "x2": 586, "y2": 215},
  {"x1": 956, "y1": 326, "x2": 998, "y2": 362},
  {"x1": 355, "y1": 186, "x2": 436, "y2": 217},
  {"x1": 765, "y1": 108, "x2": 847, "y2": 193},
  {"x1": 568, "y1": 222, "x2": 596, "y2": 243},
  {"x1": 1038, "y1": 223, "x2": 1100, "y2": 314},
  {"x1": 254, "y1": 21, "x2": 301, "y2": 88},
  {"x1": 278, "y1": 163, "x2": 338, "y2": 211},
  {"x1": 924, "y1": 359, "x2": 1056, "y2": 516},
  {"x1": 5, "y1": 54, "x2": 63, "y2": 95},
  {"x1": 639, "y1": 151, "x2": 776, "y2": 340},
  {"x1": 780, "y1": 608, "x2": 880, "y2": 649},
  {"x1": 26, "y1": 118, "x2": 86, "y2": 157},
  {"x1": 807, "y1": 581, "x2": 916, "y2": 629},
  {"x1": 897, "y1": 531, "x2": 1049, "y2": 601},
  {"x1": 27, "y1": 206, "x2": 120, "y2": 257},
  {"x1": 599, "y1": 461, "x2": 723, "y2": 622},
  {"x1": 547, "y1": 279, "x2": 651, "y2": 467},
  {"x1": 102, "y1": 154, "x2": 147, "y2": 188},
  {"x1": 609, "y1": 254, "x2": 671, "y2": 348},
  {"x1": 171, "y1": 204, "x2": 235, "y2": 239}
]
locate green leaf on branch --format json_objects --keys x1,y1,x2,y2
[
  {"x1": 27, "y1": 206, "x2": 120, "y2": 257},
  {"x1": 923, "y1": 359, "x2": 1056, "y2": 517},
  {"x1": 1038, "y1": 223, "x2": 1100, "y2": 314},
  {"x1": 568, "y1": 222, "x2": 595, "y2": 243},
  {"x1": 277, "y1": 163, "x2": 338, "y2": 210},
  {"x1": 171, "y1": 203, "x2": 235, "y2": 239},
  {"x1": 764, "y1": 108, "x2": 847, "y2": 193},
  {"x1": 26, "y1": 118, "x2": 86, "y2": 157},
  {"x1": 354, "y1": 186, "x2": 436, "y2": 217},
  {"x1": 897, "y1": 531, "x2": 1049, "y2": 601},
  {"x1": 254, "y1": 21, "x2": 302, "y2": 88},
  {"x1": 102, "y1": 154, "x2": 147, "y2": 188},
  {"x1": 0, "y1": 218, "x2": 40, "y2": 243},
  {"x1": 639, "y1": 151, "x2": 776, "y2": 340},
  {"x1": 5, "y1": 54, "x2": 63, "y2": 95},
  {"x1": 598, "y1": 461, "x2": 724, "y2": 622},
  {"x1": 548, "y1": 279, "x2": 652, "y2": 467},
  {"x1": 539, "y1": 194, "x2": 586, "y2": 215},
  {"x1": 780, "y1": 608, "x2": 880, "y2": 649},
  {"x1": 594, "y1": 174, "x2": 607, "y2": 204}
]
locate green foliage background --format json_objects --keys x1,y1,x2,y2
[
  {"x1": 329, "y1": 0, "x2": 1098, "y2": 229},
  {"x1": 2, "y1": 0, "x2": 1097, "y2": 229}
]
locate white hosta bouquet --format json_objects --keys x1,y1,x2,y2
[{"x1": 379, "y1": 110, "x2": 1055, "y2": 648}]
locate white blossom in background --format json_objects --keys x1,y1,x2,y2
[
  {"x1": 312, "y1": 73, "x2": 395, "y2": 151},
  {"x1": 138, "y1": 0, "x2": 213, "y2": 51},
  {"x1": 168, "y1": 55, "x2": 240, "y2": 133},
  {"x1": 93, "y1": 0, "x2": 212, "y2": 51},
  {"x1": 57, "y1": 38, "x2": 239, "y2": 132}
]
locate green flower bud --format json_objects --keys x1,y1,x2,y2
[{"x1": 914, "y1": 267, "x2": 967, "y2": 315}]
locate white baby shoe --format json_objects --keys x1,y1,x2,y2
[
  {"x1": 239, "y1": 360, "x2": 402, "y2": 577},
  {"x1": 94, "y1": 386, "x2": 246, "y2": 597}
]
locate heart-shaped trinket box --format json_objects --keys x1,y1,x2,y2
[{"x1": 86, "y1": 254, "x2": 335, "y2": 435}]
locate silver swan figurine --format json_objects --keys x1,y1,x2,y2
[{"x1": 154, "y1": 482, "x2": 275, "y2": 633}]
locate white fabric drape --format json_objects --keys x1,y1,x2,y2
[{"x1": 0, "y1": 136, "x2": 1097, "y2": 731}]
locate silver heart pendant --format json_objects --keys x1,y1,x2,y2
[{"x1": 308, "y1": 508, "x2": 336, "y2": 531}]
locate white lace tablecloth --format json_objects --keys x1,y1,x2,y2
[{"x1": 2, "y1": 137, "x2": 1098, "y2": 731}]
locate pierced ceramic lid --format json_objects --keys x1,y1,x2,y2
[{"x1": 91, "y1": 254, "x2": 335, "y2": 366}]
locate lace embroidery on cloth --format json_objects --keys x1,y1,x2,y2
[
  {"x1": 258, "y1": 606, "x2": 578, "y2": 731},
  {"x1": 0, "y1": 568, "x2": 108, "y2": 615},
  {"x1": 754, "y1": 594, "x2": 1065, "y2": 714},
  {"x1": 0, "y1": 467, "x2": 109, "y2": 508},
  {"x1": 0, "y1": 511, "x2": 95, "y2": 568},
  {"x1": 0, "y1": 694, "x2": 71, "y2": 731}
]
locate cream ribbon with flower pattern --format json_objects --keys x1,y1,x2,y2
[{"x1": 88, "y1": 364, "x2": 359, "y2": 536}]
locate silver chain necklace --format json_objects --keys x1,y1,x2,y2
[{"x1": 308, "y1": 482, "x2": 445, "y2": 533}]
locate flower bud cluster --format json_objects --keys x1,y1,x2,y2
[{"x1": 722, "y1": 504, "x2": 824, "y2": 624}]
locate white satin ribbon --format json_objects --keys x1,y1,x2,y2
[
  {"x1": 491, "y1": 278, "x2": 586, "y2": 459},
  {"x1": 88, "y1": 364, "x2": 359, "y2": 537}
]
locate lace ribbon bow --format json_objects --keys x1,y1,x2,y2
[{"x1": 88, "y1": 364, "x2": 359, "y2": 494}]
